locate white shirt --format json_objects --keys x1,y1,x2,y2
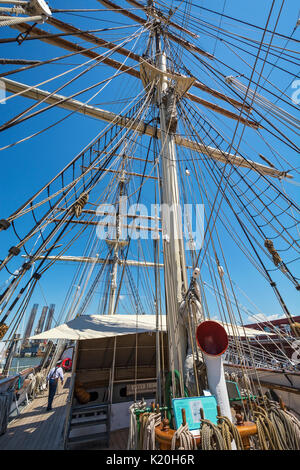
[{"x1": 47, "y1": 366, "x2": 64, "y2": 382}]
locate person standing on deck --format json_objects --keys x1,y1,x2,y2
[{"x1": 46, "y1": 360, "x2": 64, "y2": 411}]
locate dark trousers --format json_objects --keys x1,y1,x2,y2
[{"x1": 47, "y1": 378, "x2": 58, "y2": 410}]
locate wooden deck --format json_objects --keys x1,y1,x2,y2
[
  {"x1": 99, "y1": 427, "x2": 129, "y2": 450},
  {"x1": 0, "y1": 372, "x2": 129, "y2": 450},
  {"x1": 0, "y1": 374, "x2": 71, "y2": 450},
  {"x1": 73, "y1": 427, "x2": 129, "y2": 450}
]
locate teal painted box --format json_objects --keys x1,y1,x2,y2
[{"x1": 172, "y1": 396, "x2": 218, "y2": 430}]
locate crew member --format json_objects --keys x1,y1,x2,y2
[{"x1": 46, "y1": 360, "x2": 64, "y2": 411}]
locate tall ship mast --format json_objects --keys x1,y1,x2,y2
[{"x1": 0, "y1": 0, "x2": 299, "y2": 451}]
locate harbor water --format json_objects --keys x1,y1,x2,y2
[{"x1": 7, "y1": 356, "x2": 41, "y2": 376}]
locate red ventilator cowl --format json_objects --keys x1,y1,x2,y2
[{"x1": 196, "y1": 320, "x2": 228, "y2": 357}]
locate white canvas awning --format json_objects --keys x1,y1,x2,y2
[
  {"x1": 30, "y1": 315, "x2": 274, "y2": 341},
  {"x1": 30, "y1": 314, "x2": 166, "y2": 340}
]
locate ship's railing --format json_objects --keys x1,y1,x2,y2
[
  {"x1": 224, "y1": 346, "x2": 292, "y2": 371},
  {"x1": 0, "y1": 365, "x2": 41, "y2": 421},
  {"x1": 4, "y1": 364, "x2": 35, "y2": 375}
]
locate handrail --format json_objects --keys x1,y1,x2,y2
[
  {"x1": 224, "y1": 349, "x2": 291, "y2": 372},
  {"x1": 0, "y1": 366, "x2": 37, "y2": 389}
]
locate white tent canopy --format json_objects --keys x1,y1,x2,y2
[{"x1": 30, "y1": 315, "x2": 273, "y2": 341}]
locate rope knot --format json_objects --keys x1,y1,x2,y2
[
  {"x1": 0, "y1": 323, "x2": 8, "y2": 340},
  {"x1": 264, "y1": 239, "x2": 282, "y2": 267},
  {"x1": 73, "y1": 192, "x2": 89, "y2": 218}
]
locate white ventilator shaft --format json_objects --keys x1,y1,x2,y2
[
  {"x1": 203, "y1": 353, "x2": 237, "y2": 450},
  {"x1": 203, "y1": 353, "x2": 232, "y2": 420}
]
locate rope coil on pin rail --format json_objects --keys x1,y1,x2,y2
[
  {"x1": 141, "y1": 410, "x2": 162, "y2": 450},
  {"x1": 171, "y1": 408, "x2": 197, "y2": 450},
  {"x1": 217, "y1": 414, "x2": 244, "y2": 450},
  {"x1": 265, "y1": 400, "x2": 300, "y2": 450},
  {"x1": 170, "y1": 423, "x2": 197, "y2": 450},
  {"x1": 197, "y1": 406, "x2": 225, "y2": 450},
  {"x1": 136, "y1": 403, "x2": 162, "y2": 450},
  {"x1": 284, "y1": 409, "x2": 300, "y2": 447},
  {"x1": 127, "y1": 399, "x2": 147, "y2": 450},
  {"x1": 253, "y1": 404, "x2": 284, "y2": 450},
  {"x1": 199, "y1": 418, "x2": 226, "y2": 450},
  {"x1": 138, "y1": 412, "x2": 150, "y2": 448}
]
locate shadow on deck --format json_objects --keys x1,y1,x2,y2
[{"x1": 0, "y1": 373, "x2": 71, "y2": 450}]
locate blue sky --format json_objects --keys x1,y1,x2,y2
[{"x1": 0, "y1": 0, "x2": 299, "y2": 340}]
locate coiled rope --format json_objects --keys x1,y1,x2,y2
[
  {"x1": 268, "y1": 404, "x2": 300, "y2": 450},
  {"x1": 138, "y1": 412, "x2": 149, "y2": 449},
  {"x1": 127, "y1": 400, "x2": 147, "y2": 450},
  {"x1": 142, "y1": 412, "x2": 162, "y2": 450},
  {"x1": 285, "y1": 410, "x2": 300, "y2": 446},
  {"x1": 199, "y1": 418, "x2": 226, "y2": 450},
  {"x1": 254, "y1": 405, "x2": 284, "y2": 450},
  {"x1": 73, "y1": 192, "x2": 89, "y2": 218},
  {"x1": 217, "y1": 415, "x2": 244, "y2": 450},
  {"x1": 171, "y1": 423, "x2": 197, "y2": 450}
]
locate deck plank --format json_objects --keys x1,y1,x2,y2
[
  {"x1": 0, "y1": 373, "x2": 71, "y2": 450},
  {"x1": 108, "y1": 428, "x2": 128, "y2": 450}
]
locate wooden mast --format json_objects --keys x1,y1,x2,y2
[
  {"x1": 154, "y1": 22, "x2": 188, "y2": 395},
  {"x1": 106, "y1": 158, "x2": 128, "y2": 315}
]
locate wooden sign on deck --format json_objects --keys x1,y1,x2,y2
[{"x1": 126, "y1": 382, "x2": 156, "y2": 396}]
